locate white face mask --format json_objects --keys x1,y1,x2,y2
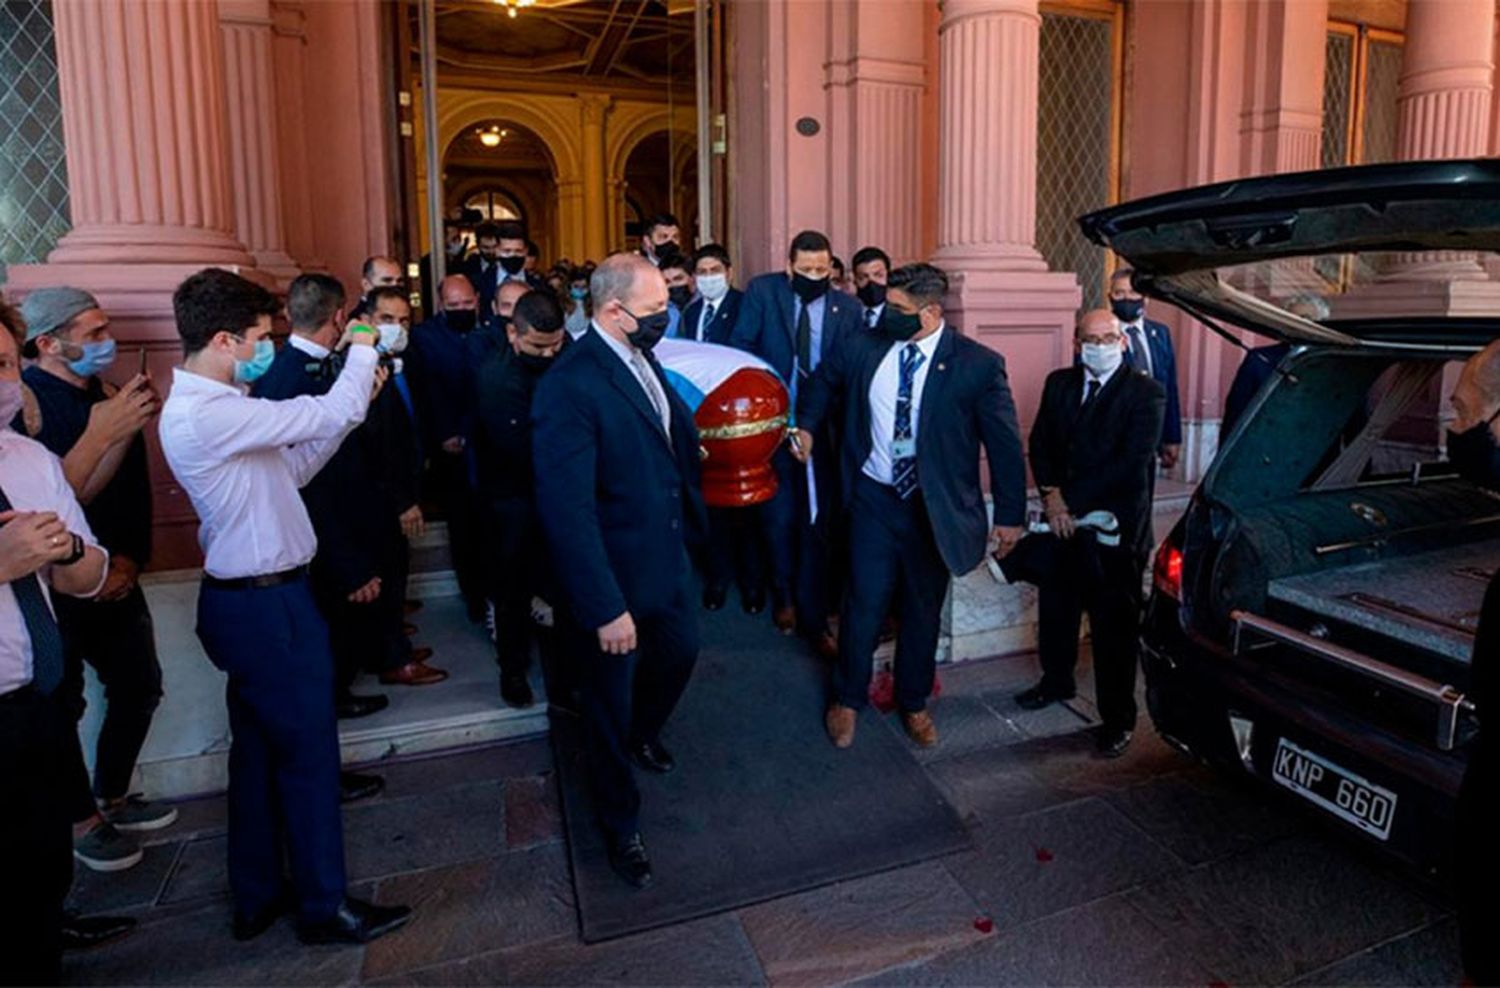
[
  {"x1": 1080, "y1": 342, "x2": 1123, "y2": 378},
  {"x1": 696, "y1": 273, "x2": 729, "y2": 302},
  {"x1": 376, "y1": 322, "x2": 408, "y2": 355}
]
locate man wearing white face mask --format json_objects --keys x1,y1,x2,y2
[
  {"x1": 1016, "y1": 308, "x2": 1165, "y2": 759},
  {"x1": 681, "y1": 244, "x2": 742, "y2": 346}
]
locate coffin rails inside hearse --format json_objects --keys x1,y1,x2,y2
[{"x1": 1181, "y1": 348, "x2": 1491, "y2": 752}]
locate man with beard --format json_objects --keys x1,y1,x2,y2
[{"x1": 473, "y1": 292, "x2": 569, "y2": 710}]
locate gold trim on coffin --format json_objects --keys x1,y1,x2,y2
[{"x1": 696, "y1": 415, "x2": 789, "y2": 441}]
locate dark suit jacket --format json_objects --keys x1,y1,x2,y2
[
  {"x1": 1222, "y1": 342, "x2": 1291, "y2": 435},
  {"x1": 474, "y1": 344, "x2": 551, "y2": 505},
  {"x1": 252, "y1": 343, "x2": 387, "y2": 595},
  {"x1": 729, "y1": 274, "x2": 862, "y2": 384},
  {"x1": 369, "y1": 365, "x2": 422, "y2": 519},
  {"x1": 680, "y1": 288, "x2": 744, "y2": 345},
  {"x1": 798, "y1": 325, "x2": 1028, "y2": 576},
  {"x1": 532, "y1": 327, "x2": 708, "y2": 631},
  {"x1": 1124, "y1": 317, "x2": 1182, "y2": 447},
  {"x1": 1029, "y1": 366, "x2": 1167, "y2": 559},
  {"x1": 462, "y1": 257, "x2": 543, "y2": 315}
]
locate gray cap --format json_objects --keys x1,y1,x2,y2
[{"x1": 20, "y1": 286, "x2": 100, "y2": 341}]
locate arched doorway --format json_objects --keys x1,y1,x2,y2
[
  {"x1": 620, "y1": 129, "x2": 698, "y2": 249},
  {"x1": 443, "y1": 119, "x2": 558, "y2": 263}
]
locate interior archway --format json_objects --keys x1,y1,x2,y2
[
  {"x1": 620, "y1": 128, "x2": 698, "y2": 248},
  {"x1": 443, "y1": 119, "x2": 558, "y2": 263}
]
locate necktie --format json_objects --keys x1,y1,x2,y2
[
  {"x1": 1127, "y1": 325, "x2": 1152, "y2": 376},
  {"x1": 796, "y1": 302, "x2": 813, "y2": 377},
  {"x1": 631, "y1": 350, "x2": 670, "y2": 436},
  {"x1": 866, "y1": 309, "x2": 879, "y2": 330},
  {"x1": 1083, "y1": 378, "x2": 1102, "y2": 407},
  {"x1": 0, "y1": 484, "x2": 65, "y2": 695},
  {"x1": 700, "y1": 302, "x2": 716, "y2": 342},
  {"x1": 891, "y1": 343, "x2": 925, "y2": 499}
]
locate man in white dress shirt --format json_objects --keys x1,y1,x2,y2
[{"x1": 158, "y1": 269, "x2": 411, "y2": 946}]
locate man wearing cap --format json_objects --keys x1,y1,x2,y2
[{"x1": 13, "y1": 287, "x2": 174, "y2": 876}]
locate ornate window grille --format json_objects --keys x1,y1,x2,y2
[{"x1": 0, "y1": 0, "x2": 71, "y2": 270}]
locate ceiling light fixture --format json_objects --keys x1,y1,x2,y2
[
  {"x1": 493, "y1": 0, "x2": 537, "y2": 18},
  {"x1": 477, "y1": 125, "x2": 508, "y2": 148}
]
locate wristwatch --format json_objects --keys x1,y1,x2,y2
[{"x1": 60, "y1": 533, "x2": 85, "y2": 566}]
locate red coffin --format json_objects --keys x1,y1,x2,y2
[{"x1": 694, "y1": 367, "x2": 789, "y2": 508}]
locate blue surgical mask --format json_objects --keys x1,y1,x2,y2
[
  {"x1": 64, "y1": 338, "x2": 117, "y2": 377},
  {"x1": 233, "y1": 338, "x2": 276, "y2": 384},
  {"x1": 570, "y1": 287, "x2": 588, "y2": 301}
]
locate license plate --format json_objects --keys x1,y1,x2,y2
[{"x1": 1271, "y1": 738, "x2": 1397, "y2": 841}]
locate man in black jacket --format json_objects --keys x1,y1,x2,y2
[
  {"x1": 533, "y1": 253, "x2": 706, "y2": 889},
  {"x1": 1015, "y1": 308, "x2": 1166, "y2": 757},
  {"x1": 473, "y1": 291, "x2": 568, "y2": 709},
  {"x1": 793, "y1": 264, "x2": 1027, "y2": 750}
]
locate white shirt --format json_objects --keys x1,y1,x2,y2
[
  {"x1": 158, "y1": 346, "x2": 378, "y2": 580},
  {"x1": 0, "y1": 429, "x2": 107, "y2": 695},
  {"x1": 864, "y1": 302, "x2": 885, "y2": 330},
  {"x1": 1082, "y1": 361, "x2": 1122, "y2": 405},
  {"x1": 287, "y1": 334, "x2": 330, "y2": 360},
  {"x1": 565, "y1": 305, "x2": 590, "y2": 339},
  {"x1": 862, "y1": 324, "x2": 945, "y2": 485},
  {"x1": 594, "y1": 322, "x2": 672, "y2": 436}
]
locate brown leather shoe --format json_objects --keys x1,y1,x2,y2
[
  {"x1": 813, "y1": 631, "x2": 838, "y2": 662},
  {"x1": 410, "y1": 646, "x2": 434, "y2": 664},
  {"x1": 825, "y1": 704, "x2": 856, "y2": 749},
  {"x1": 379, "y1": 661, "x2": 448, "y2": 686},
  {"x1": 773, "y1": 605, "x2": 797, "y2": 635},
  {"x1": 902, "y1": 710, "x2": 938, "y2": 748}
]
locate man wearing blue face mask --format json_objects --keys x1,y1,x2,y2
[
  {"x1": 159, "y1": 269, "x2": 412, "y2": 946},
  {"x1": 16, "y1": 287, "x2": 174, "y2": 876}
]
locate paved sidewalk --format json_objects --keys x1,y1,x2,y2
[{"x1": 64, "y1": 651, "x2": 1461, "y2": 986}]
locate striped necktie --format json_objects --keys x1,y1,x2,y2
[
  {"x1": 891, "y1": 343, "x2": 925, "y2": 499},
  {"x1": 0, "y1": 484, "x2": 65, "y2": 695}
]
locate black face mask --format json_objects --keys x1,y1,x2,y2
[
  {"x1": 1110, "y1": 298, "x2": 1145, "y2": 324},
  {"x1": 791, "y1": 272, "x2": 830, "y2": 303},
  {"x1": 446, "y1": 309, "x2": 478, "y2": 334},
  {"x1": 623, "y1": 306, "x2": 671, "y2": 352},
  {"x1": 499, "y1": 255, "x2": 526, "y2": 275},
  {"x1": 515, "y1": 350, "x2": 557, "y2": 375},
  {"x1": 1448, "y1": 412, "x2": 1500, "y2": 488},
  {"x1": 857, "y1": 282, "x2": 887, "y2": 308},
  {"x1": 668, "y1": 285, "x2": 694, "y2": 310},
  {"x1": 879, "y1": 306, "x2": 923, "y2": 342}
]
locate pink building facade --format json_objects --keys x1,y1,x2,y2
[{"x1": 4, "y1": 0, "x2": 1497, "y2": 566}]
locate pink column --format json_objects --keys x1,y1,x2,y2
[
  {"x1": 220, "y1": 0, "x2": 300, "y2": 287},
  {"x1": 270, "y1": 0, "x2": 325, "y2": 272},
  {"x1": 1238, "y1": 0, "x2": 1327, "y2": 176},
  {"x1": 40, "y1": 0, "x2": 253, "y2": 267},
  {"x1": 929, "y1": 0, "x2": 1079, "y2": 446}
]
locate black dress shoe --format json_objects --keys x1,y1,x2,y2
[
  {"x1": 1095, "y1": 727, "x2": 1134, "y2": 759},
  {"x1": 61, "y1": 911, "x2": 137, "y2": 950},
  {"x1": 500, "y1": 673, "x2": 535, "y2": 709},
  {"x1": 702, "y1": 584, "x2": 728, "y2": 611},
  {"x1": 742, "y1": 587, "x2": 766, "y2": 615},
  {"x1": 336, "y1": 692, "x2": 389, "y2": 719},
  {"x1": 296, "y1": 897, "x2": 413, "y2": 945},
  {"x1": 630, "y1": 739, "x2": 676, "y2": 774},
  {"x1": 1014, "y1": 683, "x2": 1076, "y2": 711},
  {"x1": 606, "y1": 833, "x2": 653, "y2": 889},
  {"x1": 339, "y1": 771, "x2": 385, "y2": 804}
]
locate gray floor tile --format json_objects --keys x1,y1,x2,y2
[
  {"x1": 996, "y1": 723, "x2": 1193, "y2": 797},
  {"x1": 153, "y1": 795, "x2": 228, "y2": 843},
  {"x1": 935, "y1": 654, "x2": 1047, "y2": 698},
  {"x1": 924, "y1": 745, "x2": 1077, "y2": 825},
  {"x1": 342, "y1": 781, "x2": 507, "y2": 882},
  {"x1": 380, "y1": 914, "x2": 767, "y2": 986},
  {"x1": 886, "y1": 694, "x2": 1026, "y2": 764},
  {"x1": 946, "y1": 796, "x2": 1186, "y2": 931},
  {"x1": 159, "y1": 835, "x2": 230, "y2": 906},
  {"x1": 737, "y1": 861, "x2": 987, "y2": 986},
  {"x1": 1103, "y1": 773, "x2": 1305, "y2": 865},
  {"x1": 504, "y1": 773, "x2": 562, "y2": 849},
  {"x1": 363, "y1": 738, "x2": 552, "y2": 801},
  {"x1": 980, "y1": 689, "x2": 1097, "y2": 739},
  {"x1": 362, "y1": 842, "x2": 574, "y2": 980},
  {"x1": 857, "y1": 893, "x2": 1213, "y2": 987},
  {"x1": 1292, "y1": 918, "x2": 1464, "y2": 987},
  {"x1": 1126, "y1": 834, "x2": 1448, "y2": 986},
  {"x1": 70, "y1": 840, "x2": 182, "y2": 913}
]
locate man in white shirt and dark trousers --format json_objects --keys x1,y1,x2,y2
[
  {"x1": 0, "y1": 297, "x2": 117, "y2": 984},
  {"x1": 793, "y1": 264, "x2": 1027, "y2": 750},
  {"x1": 158, "y1": 270, "x2": 411, "y2": 945}
]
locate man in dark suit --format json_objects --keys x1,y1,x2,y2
[
  {"x1": 681, "y1": 244, "x2": 764, "y2": 613},
  {"x1": 730, "y1": 230, "x2": 862, "y2": 652},
  {"x1": 850, "y1": 246, "x2": 891, "y2": 330},
  {"x1": 1015, "y1": 308, "x2": 1166, "y2": 757},
  {"x1": 473, "y1": 291, "x2": 569, "y2": 710},
  {"x1": 464, "y1": 221, "x2": 541, "y2": 316},
  {"x1": 1109, "y1": 268, "x2": 1181, "y2": 472},
  {"x1": 533, "y1": 253, "x2": 707, "y2": 889},
  {"x1": 793, "y1": 264, "x2": 1026, "y2": 749}
]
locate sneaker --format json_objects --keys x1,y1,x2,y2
[
  {"x1": 102, "y1": 794, "x2": 179, "y2": 833},
  {"x1": 73, "y1": 820, "x2": 143, "y2": 872}
]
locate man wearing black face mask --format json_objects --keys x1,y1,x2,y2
[
  {"x1": 473, "y1": 291, "x2": 570, "y2": 710},
  {"x1": 1448, "y1": 339, "x2": 1500, "y2": 985},
  {"x1": 1109, "y1": 268, "x2": 1182, "y2": 473},
  {"x1": 465, "y1": 221, "x2": 539, "y2": 316},
  {"x1": 731, "y1": 230, "x2": 862, "y2": 653},
  {"x1": 532, "y1": 253, "x2": 706, "y2": 889},
  {"x1": 851, "y1": 246, "x2": 891, "y2": 331}
]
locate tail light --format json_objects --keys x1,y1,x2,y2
[{"x1": 1153, "y1": 540, "x2": 1184, "y2": 600}]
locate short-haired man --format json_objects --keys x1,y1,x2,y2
[
  {"x1": 14, "y1": 287, "x2": 172, "y2": 875},
  {"x1": 159, "y1": 269, "x2": 412, "y2": 945},
  {"x1": 683, "y1": 245, "x2": 741, "y2": 345},
  {"x1": 851, "y1": 246, "x2": 892, "y2": 330},
  {"x1": 640, "y1": 213, "x2": 681, "y2": 268},
  {"x1": 352, "y1": 255, "x2": 404, "y2": 319},
  {"x1": 466, "y1": 221, "x2": 535, "y2": 314},
  {"x1": 660, "y1": 249, "x2": 696, "y2": 314},
  {"x1": 1016, "y1": 308, "x2": 1166, "y2": 758},
  {"x1": 794, "y1": 264, "x2": 1027, "y2": 749},
  {"x1": 1108, "y1": 268, "x2": 1182, "y2": 471},
  {"x1": 830, "y1": 256, "x2": 849, "y2": 295},
  {"x1": 0, "y1": 296, "x2": 118, "y2": 983},
  {"x1": 533, "y1": 253, "x2": 706, "y2": 888},
  {"x1": 731, "y1": 230, "x2": 862, "y2": 653},
  {"x1": 473, "y1": 291, "x2": 570, "y2": 709}
]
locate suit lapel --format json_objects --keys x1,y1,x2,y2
[
  {"x1": 916, "y1": 327, "x2": 956, "y2": 440},
  {"x1": 781, "y1": 281, "x2": 798, "y2": 353},
  {"x1": 588, "y1": 331, "x2": 672, "y2": 448}
]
